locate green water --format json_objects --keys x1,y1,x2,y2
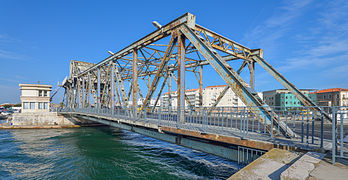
[{"x1": 0, "y1": 127, "x2": 239, "y2": 179}]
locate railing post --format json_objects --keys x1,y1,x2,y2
[
  {"x1": 312, "y1": 113, "x2": 315, "y2": 144},
  {"x1": 307, "y1": 107, "x2": 310, "y2": 145},
  {"x1": 340, "y1": 109, "x2": 343, "y2": 157},
  {"x1": 332, "y1": 106, "x2": 336, "y2": 164},
  {"x1": 271, "y1": 109, "x2": 273, "y2": 138},
  {"x1": 320, "y1": 110, "x2": 324, "y2": 148},
  {"x1": 301, "y1": 110, "x2": 304, "y2": 143},
  {"x1": 243, "y1": 107, "x2": 246, "y2": 139}
]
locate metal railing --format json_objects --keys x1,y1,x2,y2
[{"x1": 58, "y1": 105, "x2": 348, "y2": 164}]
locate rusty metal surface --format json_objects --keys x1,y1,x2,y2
[
  {"x1": 61, "y1": 12, "x2": 328, "y2": 141},
  {"x1": 179, "y1": 24, "x2": 295, "y2": 137},
  {"x1": 160, "y1": 126, "x2": 274, "y2": 151}
]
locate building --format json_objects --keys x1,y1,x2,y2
[
  {"x1": 19, "y1": 84, "x2": 52, "y2": 113},
  {"x1": 161, "y1": 85, "x2": 263, "y2": 108},
  {"x1": 162, "y1": 88, "x2": 200, "y2": 109},
  {"x1": 203, "y1": 85, "x2": 263, "y2": 107},
  {"x1": 311, "y1": 88, "x2": 348, "y2": 110},
  {"x1": 263, "y1": 89, "x2": 316, "y2": 109},
  {"x1": 136, "y1": 98, "x2": 161, "y2": 107}
]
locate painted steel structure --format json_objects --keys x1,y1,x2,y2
[{"x1": 62, "y1": 13, "x2": 330, "y2": 138}]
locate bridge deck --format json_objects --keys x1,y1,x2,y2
[{"x1": 59, "y1": 110, "x2": 333, "y2": 152}]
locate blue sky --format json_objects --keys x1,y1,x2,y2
[{"x1": 0, "y1": 0, "x2": 348, "y2": 104}]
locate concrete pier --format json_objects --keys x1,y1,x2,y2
[
  {"x1": 229, "y1": 148, "x2": 348, "y2": 180},
  {"x1": 1, "y1": 112, "x2": 96, "y2": 129}
]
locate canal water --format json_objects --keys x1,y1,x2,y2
[{"x1": 0, "y1": 126, "x2": 239, "y2": 179}]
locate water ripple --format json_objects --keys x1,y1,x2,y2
[{"x1": 0, "y1": 127, "x2": 239, "y2": 179}]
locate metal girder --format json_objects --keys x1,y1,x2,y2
[
  {"x1": 208, "y1": 60, "x2": 249, "y2": 114},
  {"x1": 171, "y1": 73, "x2": 194, "y2": 108},
  {"x1": 141, "y1": 36, "x2": 178, "y2": 110},
  {"x1": 195, "y1": 24, "x2": 252, "y2": 60},
  {"x1": 151, "y1": 71, "x2": 170, "y2": 112},
  {"x1": 251, "y1": 55, "x2": 331, "y2": 122},
  {"x1": 208, "y1": 86, "x2": 230, "y2": 114},
  {"x1": 108, "y1": 52, "x2": 129, "y2": 107},
  {"x1": 97, "y1": 68, "x2": 101, "y2": 111},
  {"x1": 76, "y1": 13, "x2": 196, "y2": 77},
  {"x1": 179, "y1": 24, "x2": 295, "y2": 137},
  {"x1": 132, "y1": 49, "x2": 138, "y2": 108},
  {"x1": 178, "y1": 32, "x2": 186, "y2": 123}
]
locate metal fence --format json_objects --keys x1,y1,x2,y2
[{"x1": 58, "y1": 105, "x2": 348, "y2": 164}]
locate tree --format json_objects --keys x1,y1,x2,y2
[
  {"x1": 3, "y1": 104, "x2": 11, "y2": 109},
  {"x1": 13, "y1": 103, "x2": 21, "y2": 107}
]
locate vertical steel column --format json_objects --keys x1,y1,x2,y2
[
  {"x1": 76, "y1": 79, "x2": 80, "y2": 108},
  {"x1": 248, "y1": 61, "x2": 255, "y2": 90},
  {"x1": 168, "y1": 72, "x2": 172, "y2": 112},
  {"x1": 132, "y1": 49, "x2": 138, "y2": 116},
  {"x1": 199, "y1": 65, "x2": 203, "y2": 108},
  {"x1": 81, "y1": 76, "x2": 86, "y2": 108},
  {"x1": 332, "y1": 107, "x2": 336, "y2": 164},
  {"x1": 97, "y1": 68, "x2": 101, "y2": 112},
  {"x1": 177, "y1": 33, "x2": 186, "y2": 124},
  {"x1": 111, "y1": 63, "x2": 115, "y2": 115},
  {"x1": 88, "y1": 72, "x2": 91, "y2": 108}
]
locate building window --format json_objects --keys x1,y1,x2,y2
[
  {"x1": 44, "y1": 91, "x2": 47, "y2": 97},
  {"x1": 44, "y1": 102, "x2": 48, "y2": 109},
  {"x1": 23, "y1": 102, "x2": 29, "y2": 109},
  {"x1": 30, "y1": 102, "x2": 35, "y2": 109},
  {"x1": 38, "y1": 102, "x2": 43, "y2": 109},
  {"x1": 286, "y1": 96, "x2": 288, "y2": 99},
  {"x1": 39, "y1": 90, "x2": 42, "y2": 97},
  {"x1": 286, "y1": 101, "x2": 288, "y2": 104}
]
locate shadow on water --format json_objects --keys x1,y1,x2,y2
[{"x1": 0, "y1": 127, "x2": 239, "y2": 179}]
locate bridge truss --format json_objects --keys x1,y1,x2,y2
[{"x1": 62, "y1": 13, "x2": 327, "y2": 138}]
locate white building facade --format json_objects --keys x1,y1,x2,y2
[
  {"x1": 19, "y1": 84, "x2": 52, "y2": 113},
  {"x1": 161, "y1": 85, "x2": 262, "y2": 108}
]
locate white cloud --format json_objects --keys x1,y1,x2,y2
[
  {"x1": 277, "y1": 0, "x2": 348, "y2": 72},
  {"x1": 242, "y1": 0, "x2": 312, "y2": 53}
]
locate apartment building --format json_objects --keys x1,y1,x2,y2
[
  {"x1": 161, "y1": 85, "x2": 262, "y2": 108},
  {"x1": 263, "y1": 89, "x2": 316, "y2": 109},
  {"x1": 161, "y1": 88, "x2": 199, "y2": 108},
  {"x1": 311, "y1": 88, "x2": 348, "y2": 109}
]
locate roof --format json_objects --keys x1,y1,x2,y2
[
  {"x1": 164, "y1": 88, "x2": 199, "y2": 95},
  {"x1": 19, "y1": 84, "x2": 52, "y2": 88},
  {"x1": 263, "y1": 88, "x2": 315, "y2": 93},
  {"x1": 206, "y1": 85, "x2": 227, "y2": 88},
  {"x1": 311, "y1": 88, "x2": 348, "y2": 94}
]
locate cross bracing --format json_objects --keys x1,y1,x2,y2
[{"x1": 62, "y1": 13, "x2": 330, "y2": 138}]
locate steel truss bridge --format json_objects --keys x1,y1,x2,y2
[{"x1": 60, "y1": 13, "x2": 346, "y2": 164}]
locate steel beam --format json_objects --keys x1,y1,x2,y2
[
  {"x1": 141, "y1": 36, "x2": 178, "y2": 110},
  {"x1": 168, "y1": 72, "x2": 172, "y2": 112},
  {"x1": 132, "y1": 49, "x2": 138, "y2": 108},
  {"x1": 251, "y1": 55, "x2": 331, "y2": 122},
  {"x1": 199, "y1": 65, "x2": 203, "y2": 108},
  {"x1": 179, "y1": 24, "x2": 295, "y2": 137},
  {"x1": 208, "y1": 60, "x2": 248, "y2": 114},
  {"x1": 111, "y1": 63, "x2": 115, "y2": 114},
  {"x1": 76, "y1": 13, "x2": 196, "y2": 77},
  {"x1": 248, "y1": 61, "x2": 255, "y2": 90},
  {"x1": 178, "y1": 33, "x2": 186, "y2": 123},
  {"x1": 97, "y1": 68, "x2": 101, "y2": 111}
]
